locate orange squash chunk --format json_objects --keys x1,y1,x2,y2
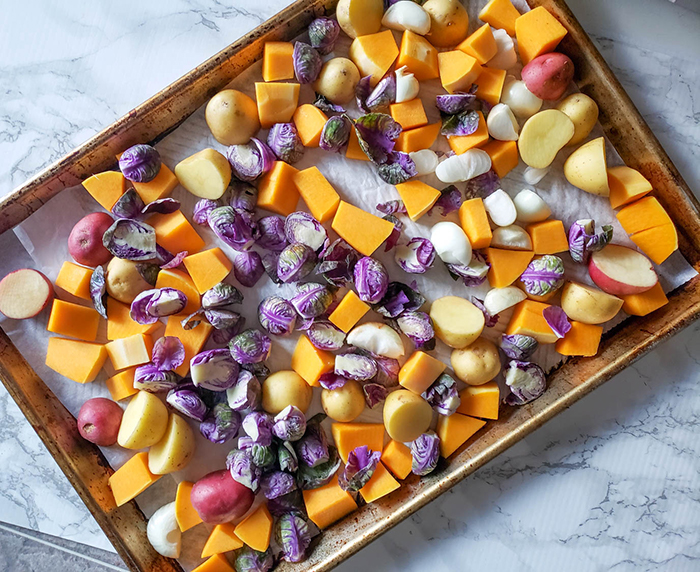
[
  {"x1": 262, "y1": 41, "x2": 294, "y2": 82},
  {"x1": 474, "y1": 67, "x2": 507, "y2": 106},
  {"x1": 165, "y1": 313, "x2": 213, "y2": 376},
  {"x1": 348, "y1": 30, "x2": 399, "y2": 87},
  {"x1": 331, "y1": 201, "x2": 395, "y2": 257},
  {"x1": 155, "y1": 268, "x2": 201, "y2": 315},
  {"x1": 515, "y1": 6, "x2": 567, "y2": 64},
  {"x1": 303, "y1": 477, "x2": 357, "y2": 529},
  {"x1": 183, "y1": 248, "x2": 232, "y2": 294},
  {"x1": 526, "y1": 219, "x2": 568, "y2": 254},
  {"x1": 191, "y1": 554, "x2": 234, "y2": 572},
  {"x1": 381, "y1": 440, "x2": 413, "y2": 480},
  {"x1": 293, "y1": 104, "x2": 328, "y2": 147},
  {"x1": 255, "y1": 82, "x2": 300, "y2": 128},
  {"x1": 292, "y1": 166, "x2": 341, "y2": 223},
  {"x1": 555, "y1": 320, "x2": 602, "y2": 356},
  {"x1": 47, "y1": 299, "x2": 100, "y2": 342},
  {"x1": 149, "y1": 210, "x2": 205, "y2": 255},
  {"x1": 360, "y1": 461, "x2": 400, "y2": 503},
  {"x1": 485, "y1": 248, "x2": 534, "y2": 288},
  {"x1": 234, "y1": 504, "x2": 273, "y2": 552},
  {"x1": 395, "y1": 180, "x2": 441, "y2": 221},
  {"x1": 202, "y1": 523, "x2": 243, "y2": 558},
  {"x1": 55, "y1": 261, "x2": 93, "y2": 300},
  {"x1": 628, "y1": 223, "x2": 678, "y2": 265},
  {"x1": 447, "y1": 111, "x2": 489, "y2": 155},
  {"x1": 257, "y1": 161, "x2": 300, "y2": 216},
  {"x1": 616, "y1": 196, "x2": 673, "y2": 235},
  {"x1": 328, "y1": 290, "x2": 370, "y2": 333},
  {"x1": 107, "y1": 298, "x2": 159, "y2": 340},
  {"x1": 389, "y1": 99, "x2": 428, "y2": 131},
  {"x1": 331, "y1": 422, "x2": 385, "y2": 463},
  {"x1": 458, "y1": 23, "x2": 498, "y2": 64},
  {"x1": 622, "y1": 282, "x2": 668, "y2": 316},
  {"x1": 105, "y1": 367, "x2": 138, "y2": 401},
  {"x1": 607, "y1": 166, "x2": 653, "y2": 209},
  {"x1": 399, "y1": 351, "x2": 446, "y2": 394},
  {"x1": 175, "y1": 481, "x2": 202, "y2": 532},
  {"x1": 438, "y1": 50, "x2": 482, "y2": 94},
  {"x1": 457, "y1": 381, "x2": 500, "y2": 420},
  {"x1": 105, "y1": 333, "x2": 153, "y2": 371},
  {"x1": 291, "y1": 335, "x2": 335, "y2": 387},
  {"x1": 46, "y1": 337, "x2": 107, "y2": 383},
  {"x1": 395, "y1": 123, "x2": 441, "y2": 154},
  {"x1": 133, "y1": 164, "x2": 179, "y2": 204},
  {"x1": 82, "y1": 171, "x2": 126, "y2": 210},
  {"x1": 398, "y1": 31, "x2": 439, "y2": 81},
  {"x1": 437, "y1": 413, "x2": 486, "y2": 458},
  {"x1": 109, "y1": 452, "x2": 161, "y2": 507},
  {"x1": 346, "y1": 128, "x2": 371, "y2": 161},
  {"x1": 482, "y1": 139, "x2": 519, "y2": 178},
  {"x1": 459, "y1": 198, "x2": 492, "y2": 249},
  {"x1": 479, "y1": 0, "x2": 521, "y2": 36},
  {"x1": 505, "y1": 299, "x2": 558, "y2": 344}
]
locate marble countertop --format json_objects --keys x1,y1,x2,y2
[{"x1": 1, "y1": 0, "x2": 699, "y2": 570}]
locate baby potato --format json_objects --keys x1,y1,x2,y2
[
  {"x1": 262, "y1": 370, "x2": 313, "y2": 415},
  {"x1": 557, "y1": 93, "x2": 599, "y2": 146},
  {"x1": 148, "y1": 413, "x2": 195, "y2": 475},
  {"x1": 336, "y1": 0, "x2": 383, "y2": 39},
  {"x1": 451, "y1": 337, "x2": 501, "y2": 386},
  {"x1": 174, "y1": 148, "x2": 231, "y2": 200},
  {"x1": 383, "y1": 389, "x2": 433, "y2": 443},
  {"x1": 422, "y1": 0, "x2": 469, "y2": 47},
  {"x1": 321, "y1": 380, "x2": 365, "y2": 422},
  {"x1": 117, "y1": 391, "x2": 169, "y2": 449},
  {"x1": 105, "y1": 257, "x2": 153, "y2": 304},
  {"x1": 314, "y1": 57, "x2": 361, "y2": 105},
  {"x1": 430, "y1": 296, "x2": 485, "y2": 349},
  {"x1": 205, "y1": 89, "x2": 260, "y2": 146}
]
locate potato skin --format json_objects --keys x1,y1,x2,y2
[
  {"x1": 556, "y1": 93, "x2": 599, "y2": 146},
  {"x1": 451, "y1": 337, "x2": 501, "y2": 386},
  {"x1": 117, "y1": 391, "x2": 169, "y2": 449},
  {"x1": 191, "y1": 469, "x2": 255, "y2": 524},
  {"x1": 313, "y1": 58, "x2": 361, "y2": 105},
  {"x1": 560, "y1": 281, "x2": 623, "y2": 325},
  {"x1": 430, "y1": 296, "x2": 485, "y2": 349},
  {"x1": 77, "y1": 397, "x2": 123, "y2": 446},
  {"x1": 68, "y1": 212, "x2": 113, "y2": 267},
  {"x1": 521, "y1": 53, "x2": 574, "y2": 101},
  {"x1": 262, "y1": 370, "x2": 313, "y2": 414},
  {"x1": 321, "y1": 380, "x2": 365, "y2": 422},
  {"x1": 205, "y1": 89, "x2": 260, "y2": 146},
  {"x1": 336, "y1": 0, "x2": 383, "y2": 39},
  {"x1": 423, "y1": 0, "x2": 469, "y2": 47},
  {"x1": 148, "y1": 413, "x2": 196, "y2": 475},
  {"x1": 105, "y1": 257, "x2": 153, "y2": 304}
]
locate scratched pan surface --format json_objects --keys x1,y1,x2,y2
[{"x1": 0, "y1": 1, "x2": 699, "y2": 571}]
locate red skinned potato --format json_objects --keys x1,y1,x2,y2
[
  {"x1": 191, "y1": 469, "x2": 255, "y2": 524},
  {"x1": 77, "y1": 398, "x2": 123, "y2": 446},
  {"x1": 521, "y1": 53, "x2": 574, "y2": 101},
  {"x1": 68, "y1": 212, "x2": 114, "y2": 267},
  {"x1": 0, "y1": 269, "x2": 53, "y2": 319},
  {"x1": 588, "y1": 244, "x2": 658, "y2": 296}
]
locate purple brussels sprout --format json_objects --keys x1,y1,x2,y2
[
  {"x1": 204, "y1": 308, "x2": 243, "y2": 331},
  {"x1": 272, "y1": 405, "x2": 307, "y2": 442},
  {"x1": 233, "y1": 250, "x2": 265, "y2": 288},
  {"x1": 520, "y1": 255, "x2": 565, "y2": 297},
  {"x1": 308, "y1": 17, "x2": 340, "y2": 55},
  {"x1": 395, "y1": 237, "x2": 436, "y2": 274},
  {"x1": 297, "y1": 445, "x2": 341, "y2": 490},
  {"x1": 275, "y1": 512, "x2": 312, "y2": 564},
  {"x1": 284, "y1": 211, "x2": 328, "y2": 252},
  {"x1": 377, "y1": 151, "x2": 416, "y2": 185},
  {"x1": 339, "y1": 445, "x2": 382, "y2": 492},
  {"x1": 277, "y1": 243, "x2": 317, "y2": 283},
  {"x1": 334, "y1": 353, "x2": 377, "y2": 381},
  {"x1": 318, "y1": 372, "x2": 348, "y2": 390},
  {"x1": 376, "y1": 200, "x2": 407, "y2": 215},
  {"x1": 111, "y1": 188, "x2": 146, "y2": 220},
  {"x1": 235, "y1": 547, "x2": 274, "y2": 572},
  {"x1": 118, "y1": 144, "x2": 161, "y2": 183},
  {"x1": 422, "y1": 373, "x2": 460, "y2": 416},
  {"x1": 446, "y1": 254, "x2": 491, "y2": 288},
  {"x1": 431, "y1": 185, "x2": 463, "y2": 216},
  {"x1": 411, "y1": 432, "x2": 440, "y2": 476},
  {"x1": 258, "y1": 296, "x2": 297, "y2": 336},
  {"x1": 226, "y1": 369, "x2": 262, "y2": 411},
  {"x1": 319, "y1": 115, "x2": 352, "y2": 152},
  {"x1": 262, "y1": 470, "x2": 298, "y2": 501},
  {"x1": 242, "y1": 411, "x2": 273, "y2": 446},
  {"x1": 505, "y1": 360, "x2": 546, "y2": 406},
  {"x1": 295, "y1": 413, "x2": 329, "y2": 468},
  {"x1": 471, "y1": 297, "x2": 499, "y2": 328},
  {"x1": 190, "y1": 349, "x2": 239, "y2": 391},
  {"x1": 199, "y1": 403, "x2": 240, "y2": 444},
  {"x1": 159, "y1": 250, "x2": 187, "y2": 270},
  {"x1": 140, "y1": 197, "x2": 180, "y2": 217},
  {"x1": 363, "y1": 383, "x2": 389, "y2": 408},
  {"x1": 256, "y1": 215, "x2": 288, "y2": 252},
  {"x1": 374, "y1": 281, "x2": 425, "y2": 318},
  {"x1": 228, "y1": 179, "x2": 258, "y2": 212},
  {"x1": 568, "y1": 219, "x2": 614, "y2": 263},
  {"x1": 202, "y1": 282, "x2": 243, "y2": 308},
  {"x1": 293, "y1": 41, "x2": 322, "y2": 84},
  {"x1": 268, "y1": 490, "x2": 305, "y2": 517},
  {"x1": 268, "y1": 123, "x2": 304, "y2": 163},
  {"x1": 250, "y1": 442, "x2": 277, "y2": 469},
  {"x1": 317, "y1": 238, "x2": 359, "y2": 287},
  {"x1": 543, "y1": 305, "x2": 572, "y2": 339},
  {"x1": 166, "y1": 384, "x2": 208, "y2": 421},
  {"x1": 464, "y1": 170, "x2": 500, "y2": 198},
  {"x1": 355, "y1": 75, "x2": 372, "y2": 113},
  {"x1": 226, "y1": 138, "x2": 275, "y2": 181},
  {"x1": 227, "y1": 448, "x2": 261, "y2": 492},
  {"x1": 133, "y1": 364, "x2": 179, "y2": 393},
  {"x1": 152, "y1": 336, "x2": 185, "y2": 371},
  {"x1": 278, "y1": 441, "x2": 299, "y2": 473},
  {"x1": 435, "y1": 91, "x2": 477, "y2": 115},
  {"x1": 208, "y1": 206, "x2": 258, "y2": 251},
  {"x1": 373, "y1": 356, "x2": 400, "y2": 387},
  {"x1": 291, "y1": 282, "x2": 333, "y2": 319},
  {"x1": 89, "y1": 266, "x2": 108, "y2": 319},
  {"x1": 500, "y1": 334, "x2": 538, "y2": 360},
  {"x1": 396, "y1": 310, "x2": 435, "y2": 350},
  {"x1": 354, "y1": 112, "x2": 402, "y2": 164},
  {"x1": 314, "y1": 92, "x2": 346, "y2": 114},
  {"x1": 102, "y1": 218, "x2": 157, "y2": 261},
  {"x1": 145, "y1": 287, "x2": 187, "y2": 317},
  {"x1": 229, "y1": 329, "x2": 272, "y2": 364},
  {"x1": 366, "y1": 73, "x2": 396, "y2": 111},
  {"x1": 307, "y1": 321, "x2": 345, "y2": 351},
  {"x1": 242, "y1": 361, "x2": 270, "y2": 380},
  {"x1": 354, "y1": 257, "x2": 389, "y2": 304},
  {"x1": 384, "y1": 214, "x2": 404, "y2": 254},
  {"x1": 440, "y1": 109, "x2": 480, "y2": 137}
]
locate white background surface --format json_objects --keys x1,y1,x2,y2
[{"x1": 0, "y1": 0, "x2": 699, "y2": 570}]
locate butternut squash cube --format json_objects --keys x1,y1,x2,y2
[
  {"x1": 607, "y1": 166, "x2": 653, "y2": 209},
  {"x1": 234, "y1": 504, "x2": 273, "y2": 552},
  {"x1": 109, "y1": 452, "x2": 161, "y2": 507},
  {"x1": 515, "y1": 6, "x2": 567, "y2": 64},
  {"x1": 82, "y1": 171, "x2": 126, "y2": 210},
  {"x1": 155, "y1": 268, "x2": 201, "y2": 315},
  {"x1": 360, "y1": 461, "x2": 400, "y2": 503},
  {"x1": 55, "y1": 261, "x2": 92, "y2": 300},
  {"x1": 479, "y1": 0, "x2": 521, "y2": 36},
  {"x1": 389, "y1": 99, "x2": 428, "y2": 131},
  {"x1": 329, "y1": 290, "x2": 370, "y2": 333},
  {"x1": 505, "y1": 299, "x2": 558, "y2": 344},
  {"x1": 381, "y1": 440, "x2": 413, "y2": 479},
  {"x1": 149, "y1": 210, "x2": 205, "y2": 255},
  {"x1": 257, "y1": 161, "x2": 300, "y2": 216},
  {"x1": 291, "y1": 335, "x2": 335, "y2": 387},
  {"x1": 165, "y1": 313, "x2": 213, "y2": 376},
  {"x1": 395, "y1": 180, "x2": 441, "y2": 221},
  {"x1": 459, "y1": 198, "x2": 492, "y2": 249},
  {"x1": 395, "y1": 123, "x2": 441, "y2": 154},
  {"x1": 255, "y1": 82, "x2": 300, "y2": 128},
  {"x1": 447, "y1": 111, "x2": 489, "y2": 155},
  {"x1": 303, "y1": 477, "x2": 357, "y2": 529},
  {"x1": 46, "y1": 337, "x2": 107, "y2": 383},
  {"x1": 47, "y1": 299, "x2": 100, "y2": 342},
  {"x1": 437, "y1": 413, "x2": 486, "y2": 458},
  {"x1": 526, "y1": 219, "x2": 568, "y2": 254},
  {"x1": 262, "y1": 41, "x2": 294, "y2": 82},
  {"x1": 191, "y1": 554, "x2": 234, "y2": 572},
  {"x1": 474, "y1": 67, "x2": 507, "y2": 106},
  {"x1": 482, "y1": 139, "x2": 519, "y2": 178},
  {"x1": 485, "y1": 247, "x2": 534, "y2": 288},
  {"x1": 105, "y1": 333, "x2": 153, "y2": 371},
  {"x1": 133, "y1": 164, "x2": 179, "y2": 204},
  {"x1": 616, "y1": 196, "x2": 673, "y2": 235},
  {"x1": 456, "y1": 381, "x2": 500, "y2": 419},
  {"x1": 622, "y1": 282, "x2": 668, "y2": 316},
  {"x1": 458, "y1": 23, "x2": 498, "y2": 64},
  {"x1": 349, "y1": 30, "x2": 399, "y2": 87},
  {"x1": 331, "y1": 422, "x2": 385, "y2": 463},
  {"x1": 202, "y1": 523, "x2": 243, "y2": 558},
  {"x1": 105, "y1": 367, "x2": 138, "y2": 401},
  {"x1": 399, "y1": 351, "x2": 446, "y2": 394},
  {"x1": 175, "y1": 481, "x2": 202, "y2": 532},
  {"x1": 438, "y1": 50, "x2": 483, "y2": 94},
  {"x1": 346, "y1": 128, "x2": 371, "y2": 161},
  {"x1": 183, "y1": 248, "x2": 233, "y2": 294},
  {"x1": 628, "y1": 223, "x2": 678, "y2": 265},
  {"x1": 293, "y1": 104, "x2": 328, "y2": 147},
  {"x1": 292, "y1": 166, "x2": 341, "y2": 223},
  {"x1": 331, "y1": 201, "x2": 395, "y2": 256},
  {"x1": 107, "y1": 298, "x2": 159, "y2": 341},
  {"x1": 398, "y1": 31, "x2": 439, "y2": 81},
  {"x1": 555, "y1": 320, "x2": 602, "y2": 356}
]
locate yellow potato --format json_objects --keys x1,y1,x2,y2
[
  {"x1": 429, "y1": 296, "x2": 485, "y2": 349},
  {"x1": 336, "y1": 0, "x2": 383, "y2": 39},
  {"x1": 423, "y1": 0, "x2": 469, "y2": 47},
  {"x1": 148, "y1": 413, "x2": 196, "y2": 475},
  {"x1": 174, "y1": 148, "x2": 231, "y2": 200},
  {"x1": 205, "y1": 89, "x2": 260, "y2": 146},
  {"x1": 450, "y1": 337, "x2": 501, "y2": 386},
  {"x1": 262, "y1": 370, "x2": 313, "y2": 415},
  {"x1": 321, "y1": 380, "x2": 365, "y2": 422},
  {"x1": 556, "y1": 93, "x2": 599, "y2": 146},
  {"x1": 563, "y1": 137, "x2": 610, "y2": 196},
  {"x1": 560, "y1": 281, "x2": 623, "y2": 325},
  {"x1": 117, "y1": 391, "x2": 169, "y2": 449},
  {"x1": 105, "y1": 257, "x2": 153, "y2": 304},
  {"x1": 383, "y1": 389, "x2": 433, "y2": 442},
  {"x1": 313, "y1": 58, "x2": 361, "y2": 105},
  {"x1": 519, "y1": 109, "x2": 575, "y2": 169}
]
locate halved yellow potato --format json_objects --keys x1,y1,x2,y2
[
  {"x1": 117, "y1": 391, "x2": 168, "y2": 449},
  {"x1": 148, "y1": 413, "x2": 196, "y2": 475}
]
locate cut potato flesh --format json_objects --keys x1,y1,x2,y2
[{"x1": 518, "y1": 109, "x2": 574, "y2": 169}]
